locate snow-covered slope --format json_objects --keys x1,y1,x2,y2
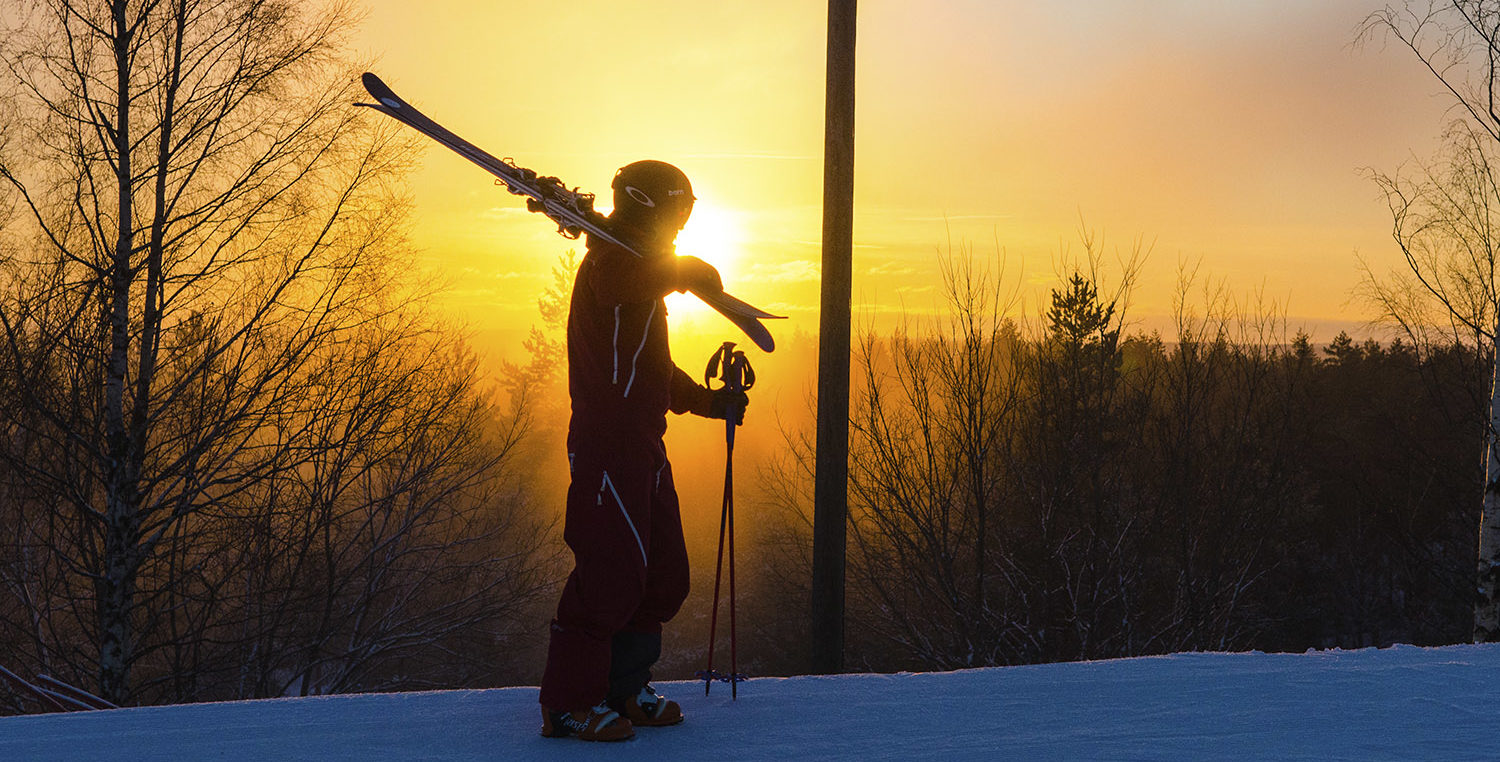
[{"x1": 2, "y1": 644, "x2": 1496, "y2": 761}]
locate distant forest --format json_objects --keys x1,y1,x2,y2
[{"x1": 742, "y1": 258, "x2": 1486, "y2": 678}]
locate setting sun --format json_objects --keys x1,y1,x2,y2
[
  {"x1": 666, "y1": 198, "x2": 747, "y2": 321},
  {"x1": 676, "y1": 199, "x2": 745, "y2": 280}
]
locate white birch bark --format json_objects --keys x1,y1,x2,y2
[{"x1": 1477, "y1": 330, "x2": 1500, "y2": 642}]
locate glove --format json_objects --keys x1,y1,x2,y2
[
  {"x1": 705, "y1": 388, "x2": 749, "y2": 424},
  {"x1": 677, "y1": 255, "x2": 723, "y2": 294}
]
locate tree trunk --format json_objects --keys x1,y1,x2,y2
[
  {"x1": 98, "y1": 0, "x2": 139, "y2": 704},
  {"x1": 1476, "y1": 330, "x2": 1500, "y2": 643}
]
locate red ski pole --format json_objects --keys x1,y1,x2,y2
[
  {"x1": 704, "y1": 465, "x2": 730, "y2": 695},
  {"x1": 698, "y1": 342, "x2": 753, "y2": 699},
  {"x1": 727, "y1": 441, "x2": 739, "y2": 700}
]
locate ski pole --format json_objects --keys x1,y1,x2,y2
[
  {"x1": 703, "y1": 456, "x2": 730, "y2": 696},
  {"x1": 698, "y1": 342, "x2": 753, "y2": 698}
]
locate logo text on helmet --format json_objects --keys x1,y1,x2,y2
[{"x1": 625, "y1": 186, "x2": 656, "y2": 208}]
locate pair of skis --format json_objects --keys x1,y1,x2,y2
[
  {"x1": 0, "y1": 664, "x2": 117, "y2": 713},
  {"x1": 355, "y1": 72, "x2": 784, "y2": 353}
]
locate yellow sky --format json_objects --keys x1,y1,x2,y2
[{"x1": 356, "y1": 0, "x2": 1456, "y2": 362}]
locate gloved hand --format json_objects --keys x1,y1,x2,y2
[
  {"x1": 705, "y1": 388, "x2": 749, "y2": 425},
  {"x1": 677, "y1": 255, "x2": 723, "y2": 294}
]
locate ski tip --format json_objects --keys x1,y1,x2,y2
[
  {"x1": 360, "y1": 72, "x2": 397, "y2": 103},
  {"x1": 747, "y1": 324, "x2": 776, "y2": 353},
  {"x1": 358, "y1": 73, "x2": 405, "y2": 111}
]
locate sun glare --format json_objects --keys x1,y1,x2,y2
[
  {"x1": 675, "y1": 200, "x2": 743, "y2": 280},
  {"x1": 668, "y1": 199, "x2": 745, "y2": 320}
]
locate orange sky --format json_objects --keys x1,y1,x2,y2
[{"x1": 355, "y1": 0, "x2": 1456, "y2": 362}]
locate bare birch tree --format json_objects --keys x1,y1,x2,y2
[
  {"x1": 0, "y1": 0, "x2": 547, "y2": 705},
  {"x1": 1363, "y1": 0, "x2": 1500, "y2": 643}
]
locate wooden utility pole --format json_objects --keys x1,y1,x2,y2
[{"x1": 811, "y1": 0, "x2": 856, "y2": 675}]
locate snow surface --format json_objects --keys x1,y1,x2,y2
[{"x1": 1, "y1": 644, "x2": 1497, "y2": 761}]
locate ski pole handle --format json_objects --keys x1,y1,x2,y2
[
  {"x1": 705, "y1": 341, "x2": 755, "y2": 439},
  {"x1": 705, "y1": 341, "x2": 755, "y2": 394}
]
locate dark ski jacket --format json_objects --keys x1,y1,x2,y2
[{"x1": 567, "y1": 232, "x2": 711, "y2": 446}]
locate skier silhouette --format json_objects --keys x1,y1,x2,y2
[{"x1": 539, "y1": 160, "x2": 747, "y2": 742}]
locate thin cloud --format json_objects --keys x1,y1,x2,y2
[
  {"x1": 745, "y1": 259, "x2": 821, "y2": 283},
  {"x1": 900, "y1": 214, "x2": 1014, "y2": 222},
  {"x1": 479, "y1": 207, "x2": 536, "y2": 221},
  {"x1": 868, "y1": 262, "x2": 919, "y2": 277},
  {"x1": 681, "y1": 152, "x2": 816, "y2": 161}
]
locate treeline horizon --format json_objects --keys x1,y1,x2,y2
[{"x1": 718, "y1": 252, "x2": 1486, "y2": 678}]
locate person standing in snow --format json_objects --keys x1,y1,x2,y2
[{"x1": 538, "y1": 160, "x2": 747, "y2": 742}]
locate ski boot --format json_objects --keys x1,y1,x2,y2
[
  {"x1": 540, "y1": 703, "x2": 635, "y2": 742},
  {"x1": 609, "y1": 685, "x2": 683, "y2": 727}
]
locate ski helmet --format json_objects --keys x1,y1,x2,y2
[{"x1": 611, "y1": 160, "x2": 695, "y2": 228}]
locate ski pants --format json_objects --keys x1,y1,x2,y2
[{"x1": 538, "y1": 434, "x2": 690, "y2": 711}]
